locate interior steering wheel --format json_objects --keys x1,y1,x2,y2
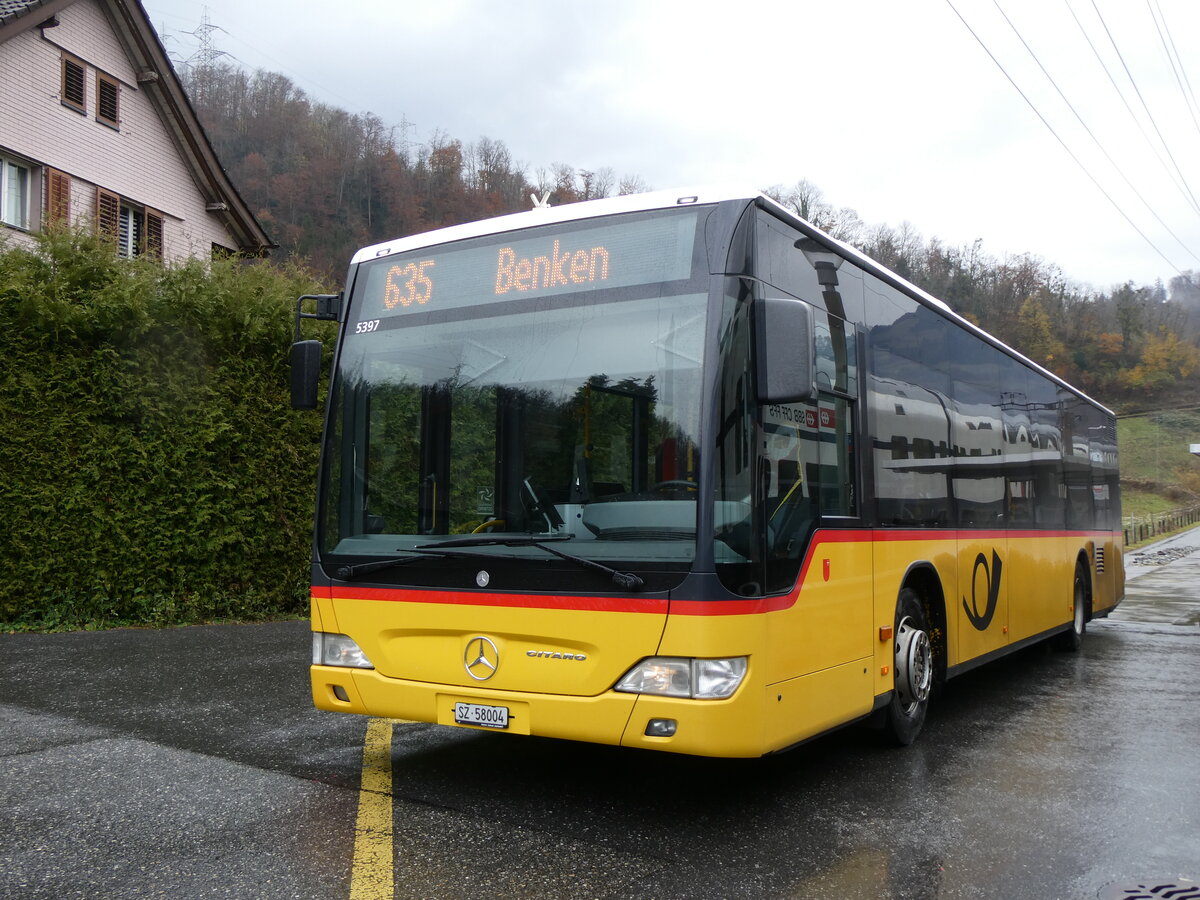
[{"x1": 652, "y1": 480, "x2": 697, "y2": 491}]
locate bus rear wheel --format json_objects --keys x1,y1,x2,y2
[
  {"x1": 1052, "y1": 560, "x2": 1088, "y2": 652},
  {"x1": 883, "y1": 587, "x2": 932, "y2": 746}
]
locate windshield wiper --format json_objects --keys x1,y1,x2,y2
[
  {"x1": 334, "y1": 551, "x2": 440, "y2": 580},
  {"x1": 418, "y1": 534, "x2": 574, "y2": 549},
  {"x1": 338, "y1": 536, "x2": 644, "y2": 591},
  {"x1": 529, "y1": 540, "x2": 645, "y2": 591},
  {"x1": 334, "y1": 546, "x2": 511, "y2": 579},
  {"x1": 419, "y1": 535, "x2": 644, "y2": 592}
]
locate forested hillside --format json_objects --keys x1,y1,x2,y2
[
  {"x1": 183, "y1": 65, "x2": 641, "y2": 278},
  {"x1": 185, "y1": 65, "x2": 1200, "y2": 417}
]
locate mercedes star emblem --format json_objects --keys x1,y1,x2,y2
[{"x1": 464, "y1": 636, "x2": 500, "y2": 681}]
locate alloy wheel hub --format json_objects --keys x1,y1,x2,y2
[{"x1": 895, "y1": 615, "x2": 932, "y2": 707}]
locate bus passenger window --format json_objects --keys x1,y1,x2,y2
[{"x1": 812, "y1": 312, "x2": 858, "y2": 519}]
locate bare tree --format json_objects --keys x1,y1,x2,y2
[
  {"x1": 551, "y1": 163, "x2": 579, "y2": 203},
  {"x1": 764, "y1": 179, "x2": 831, "y2": 225},
  {"x1": 618, "y1": 174, "x2": 649, "y2": 195},
  {"x1": 574, "y1": 168, "x2": 615, "y2": 201},
  {"x1": 826, "y1": 206, "x2": 865, "y2": 245}
]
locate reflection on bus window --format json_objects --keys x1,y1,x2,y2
[
  {"x1": 322, "y1": 289, "x2": 708, "y2": 585},
  {"x1": 715, "y1": 290, "x2": 859, "y2": 595}
]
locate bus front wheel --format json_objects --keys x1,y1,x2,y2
[{"x1": 884, "y1": 587, "x2": 932, "y2": 746}]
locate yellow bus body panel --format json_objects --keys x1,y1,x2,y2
[
  {"x1": 317, "y1": 589, "x2": 669, "y2": 698},
  {"x1": 311, "y1": 528, "x2": 1123, "y2": 757},
  {"x1": 1008, "y1": 534, "x2": 1071, "y2": 642}
]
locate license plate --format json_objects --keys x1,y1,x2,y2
[{"x1": 454, "y1": 702, "x2": 509, "y2": 729}]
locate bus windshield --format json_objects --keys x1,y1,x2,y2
[{"x1": 318, "y1": 207, "x2": 709, "y2": 590}]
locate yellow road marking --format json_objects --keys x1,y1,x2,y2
[{"x1": 349, "y1": 718, "x2": 404, "y2": 900}]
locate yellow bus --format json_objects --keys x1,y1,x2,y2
[{"x1": 292, "y1": 187, "x2": 1123, "y2": 757}]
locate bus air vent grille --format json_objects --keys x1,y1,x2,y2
[{"x1": 1095, "y1": 546, "x2": 1105, "y2": 574}]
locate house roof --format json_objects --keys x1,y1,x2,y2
[
  {"x1": 0, "y1": 0, "x2": 66, "y2": 28},
  {"x1": 0, "y1": 0, "x2": 35, "y2": 23},
  {"x1": 0, "y1": 0, "x2": 273, "y2": 254}
]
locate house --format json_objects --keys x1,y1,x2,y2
[{"x1": 0, "y1": 0, "x2": 271, "y2": 259}]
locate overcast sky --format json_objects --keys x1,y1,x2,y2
[{"x1": 142, "y1": 0, "x2": 1200, "y2": 292}]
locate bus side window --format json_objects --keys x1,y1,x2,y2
[
  {"x1": 812, "y1": 312, "x2": 858, "y2": 518},
  {"x1": 759, "y1": 313, "x2": 858, "y2": 593}
]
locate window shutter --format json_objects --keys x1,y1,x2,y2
[
  {"x1": 96, "y1": 74, "x2": 119, "y2": 128},
  {"x1": 47, "y1": 169, "x2": 71, "y2": 225},
  {"x1": 96, "y1": 188, "x2": 120, "y2": 240},
  {"x1": 61, "y1": 56, "x2": 85, "y2": 112},
  {"x1": 145, "y1": 209, "x2": 164, "y2": 259}
]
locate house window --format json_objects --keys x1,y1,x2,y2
[
  {"x1": 96, "y1": 73, "x2": 119, "y2": 128},
  {"x1": 1, "y1": 157, "x2": 32, "y2": 229},
  {"x1": 96, "y1": 188, "x2": 163, "y2": 258},
  {"x1": 61, "y1": 54, "x2": 86, "y2": 113},
  {"x1": 118, "y1": 203, "x2": 142, "y2": 258}
]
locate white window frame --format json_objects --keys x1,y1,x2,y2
[
  {"x1": 117, "y1": 202, "x2": 143, "y2": 258},
  {"x1": 1, "y1": 156, "x2": 32, "y2": 230}
]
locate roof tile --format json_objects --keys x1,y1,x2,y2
[{"x1": 0, "y1": 1, "x2": 48, "y2": 27}]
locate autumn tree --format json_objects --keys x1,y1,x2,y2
[
  {"x1": 181, "y1": 64, "x2": 638, "y2": 278},
  {"x1": 1013, "y1": 292, "x2": 1068, "y2": 370}
]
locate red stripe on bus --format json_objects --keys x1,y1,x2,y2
[
  {"x1": 873, "y1": 528, "x2": 1114, "y2": 542},
  {"x1": 311, "y1": 584, "x2": 668, "y2": 615},
  {"x1": 666, "y1": 527, "x2": 1118, "y2": 616},
  {"x1": 312, "y1": 528, "x2": 1118, "y2": 617}
]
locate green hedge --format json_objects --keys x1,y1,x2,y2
[{"x1": 0, "y1": 229, "x2": 332, "y2": 630}]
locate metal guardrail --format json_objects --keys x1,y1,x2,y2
[{"x1": 1124, "y1": 506, "x2": 1200, "y2": 546}]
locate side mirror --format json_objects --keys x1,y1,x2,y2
[
  {"x1": 290, "y1": 293, "x2": 342, "y2": 411},
  {"x1": 290, "y1": 340, "x2": 323, "y2": 410},
  {"x1": 756, "y1": 296, "x2": 816, "y2": 403}
]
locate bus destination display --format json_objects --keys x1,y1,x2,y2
[{"x1": 357, "y1": 210, "x2": 699, "y2": 321}]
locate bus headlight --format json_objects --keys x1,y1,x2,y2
[
  {"x1": 615, "y1": 657, "x2": 747, "y2": 699},
  {"x1": 312, "y1": 632, "x2": 374, "y2": 669}
]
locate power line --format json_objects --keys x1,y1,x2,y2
[
  {"x1": 946, "y1": 0, "x2": 1187, "y2": 277},
  {"x1": 146, "y1": 2, "x2": 386, "y2": 123},
  {"x1": 1147, "y1": 0, "x2": 1200, "y2": 146},
  {"x1": 1064, "y1": 0, "x2": 1199, "y2": 219},
  {"x1": 1157, "y1": 0, "x2": 1200, "y2": 119},
  {"x1": 1088, "y1": 0, "x2": 1200, "y2": 219},
  {"x1": 992, "y1": 1, "x2": 1200, "y2": 267}
]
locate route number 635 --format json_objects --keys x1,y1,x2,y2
[{"x1": 383, "y1": 260, "x2": 435, "y2": 309}]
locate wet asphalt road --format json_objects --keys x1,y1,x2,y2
[{"x1": 2, "y1": 538, "x2": 1199, "y2": 900}]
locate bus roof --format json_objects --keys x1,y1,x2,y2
[
  {"x1": 348, "y1": 185, "x2": 759, "y2": 265},
  {"x1": 350, "y1": 185, "x2": 1112, "y2": 416}
]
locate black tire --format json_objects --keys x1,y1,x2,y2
[
  {"x1": 883, "y1": 587, "x2": 933, "y2": 746},
  {"x1": 1052, "y1": 560, "x2": 1088, "y2": 652}
]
